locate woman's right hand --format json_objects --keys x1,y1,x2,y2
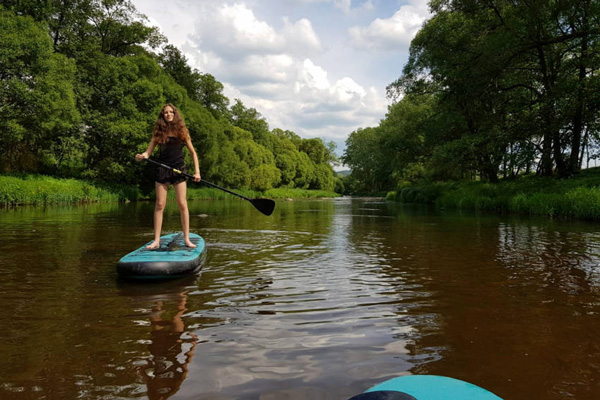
[{"x1": 135, "y1": 153, "x2": 147, "y2": 162}]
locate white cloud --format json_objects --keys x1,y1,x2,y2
[
  {"x1": 349, "y1": 1, "x2": 430, "y2": 51},
  {"x1": 225, "y1": 57, "x2": 386, "y2": 142},
  {"x1": 284, "y1": 0, "x2": 374, "y2": 14},
  {"x1": 297, "y1": 59, "x2": 330, "y2": 91},
  {"x1": 334, "y1": 0, "x2": 351, "y2": 13},
  {"x1": 218, "y1": 4, "x2": 280, "y2": 52},
  {"x1": 191, "y1": 3, "x2": 321, "y2": 60},
  {"x1": 132, "y1": 0, "x2": 400, "y2": 154},
  {"x1": 335, "y1": 0, "x2": 375, "y2": 14},
  {"x1": 179, "y1": 3, "x2": 387, "y2": 142},
  {"x1": 281, "y1": 17, "x2": 322, "y2": 55}
]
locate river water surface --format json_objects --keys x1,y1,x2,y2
[{"x1": 1, "y1": 197, "x2": 599, "y2": 400}]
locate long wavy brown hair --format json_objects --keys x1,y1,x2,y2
[{"x1": 152, "y1": 104, "x2": 190, "y2": 145}]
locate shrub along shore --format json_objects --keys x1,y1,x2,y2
[
  {"x1": 388, "y1": 167, "x2": 600, "y2": 222},
  {"x1": 7, "y1": 170, "x2": 600, "y2": 222},
  {"x1": 0, "y1": 175, "x2": 339, "y2": 207}
]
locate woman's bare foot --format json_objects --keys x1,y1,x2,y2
[
  {"x1": 185, "y1": 239, "x2": 196, "y2": 248},
  {"x1": 146, "y1": 240, "x2": 160, "y2": 249}
]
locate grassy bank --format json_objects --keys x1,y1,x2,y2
[
  {"x1": 169, "y1": 186, "x2": 339, "y2": 200},
  {"x1": 389, "y1": 168, "x2": 600, "y2": 221},
  {"x1": 0, "y1": 174, "x2": 339, "y2": 207},
  {"x1": 0, "y1": 175, "x2": 140, "y2": 206}
]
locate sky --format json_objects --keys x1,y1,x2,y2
[{"x1": 130, "y1": 0, "x2": 431, "y2": 157}]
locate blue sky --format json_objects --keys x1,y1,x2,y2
[{"x1": 131, "y1": 0, "x2": 431, "y2": 157}]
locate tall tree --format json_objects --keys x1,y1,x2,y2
[
  {"x1": 197, "y1": 73, "x2": 230, "y2": 119},
  {"x1": 389, "y1": 0, "x2": 600, "y2": 180},
  {"x1": 0, "y1": 10, "x2": 80, "y2": 172},
  {"x1": 158, "y1": 45, "x2": 201, "y2": 99},
  {"x1": 229, "y1": 99, "x2": 271, "y2": 147},
  {"x1": 343, "y1": 127, "x2": 390, "y2": 192}
]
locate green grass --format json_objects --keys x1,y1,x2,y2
[
  {"x1": 161, "y1": 187, "x2": 339, "y2": 201},
  {"x1": 0, "y1": 175, "x2": 140, "y2": 206},
  {"x1": 389, "y1": 167, "x2": 600, "y2": 221},
  {"x1": 0, "y1": 175, "x2": 340, "y2": 206},
  {"x1": 265, "y1": 188, "x2": 340, "y2": 199}
]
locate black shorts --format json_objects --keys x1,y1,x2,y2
[{"x1": 155, "y1": 165, "x2": 187, "y2": 185}]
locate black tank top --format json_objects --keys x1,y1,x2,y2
[{"x1": 158, "y1": 136, "x2": 184, "y2": 167}]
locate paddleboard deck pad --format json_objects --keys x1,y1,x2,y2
[
  {"x1": 348, "y1": 375, "x2": 502, "y2": 400},
  {"x1": 117, "y1": 233, "x2": 206, "y2": 280}
]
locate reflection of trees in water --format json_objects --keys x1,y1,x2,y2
[
  {"x1": 496, "y1": 223, "x2": 600, "y2": 294},
  {"x1": 340, "y1": 212, "x2": 600, "y2": 399},
  {"x1": 139, "y1": 291, "x2": 197, "y2": 400},
  {"x1": 493, "y1": 222, "x2": 600, "y2": 398}
]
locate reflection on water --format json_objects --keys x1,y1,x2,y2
[
  {"x1": 497, "y1": 223, "x2": 600, "y2": 293},
  {"x1": 131, "y1": 289, "x2": 196, "y2": 400},
  {"x1": 0, "y1": 199, "x2": 599, "y2": 399}
]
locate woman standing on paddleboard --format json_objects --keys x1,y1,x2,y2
[{"x1": 136, "y1": 104, "x2": 201, "y2": 249}]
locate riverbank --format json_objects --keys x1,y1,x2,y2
[
  {"x1": 388, "y1": 167, "x2": 600, "y2": 221},
  {"x1": 0, "y1": 175, "x2": 339, "y2": 207}
]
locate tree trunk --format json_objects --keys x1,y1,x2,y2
[
  {"x1": 569, "y1": 10, "x2": 588, "y2": 175},
  {"x1": 539, "y1": 132, "x2": 553, "y2": 176}
]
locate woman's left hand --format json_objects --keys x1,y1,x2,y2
[{"x1": 193, "y1": 173, "x2": 201, "y2": 182}]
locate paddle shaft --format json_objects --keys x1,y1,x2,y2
[
  {"x1": 144, "y1": 157, "x2": 254, "y2": 202},
  {"x1": 143, "y1": 158, "x2": 275, "y2": 216}
]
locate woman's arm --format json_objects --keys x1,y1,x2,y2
[
  {"x1": 185, "y1": 138, "x2": 201, "y2": 182},
  {"x1": 135, "y1": 137, "x2": 157, "y2": 161}
]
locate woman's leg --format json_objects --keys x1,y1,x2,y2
[
  {"x1": 147, "y1": 182, "x2": 169, "y2": 249},
  {"x1": 173, "y1": 180, "x2": 196, "y2": 248}
]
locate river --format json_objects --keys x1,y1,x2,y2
[{"x1": 0, "y1": 197, "x2": 599, "y2": 399}]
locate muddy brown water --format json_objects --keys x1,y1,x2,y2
[{"x1": 0, "y1": 197, "x2": 599, "y2": 399}]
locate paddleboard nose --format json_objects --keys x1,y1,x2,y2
[{"x1": 348, "y1": 390, "x2": 417, "y2": 400}]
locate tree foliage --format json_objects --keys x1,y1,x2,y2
[
  {"x1": 345, "y1": 0, "x2": 600, "y2": 193},
  {"x1": 0, "y1": 3, "x2": 340, "y2": 192},
  {"x1": 0, "y1": 10, "x2": 80, "y2": 172}
]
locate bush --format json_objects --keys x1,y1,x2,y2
[{"x1": 393, "y1": 168, "x2": 600, "y2": 221}]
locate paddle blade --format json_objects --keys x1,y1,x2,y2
[{"x1": 251, "y1": 198, "x2": 275, "y2": 216}]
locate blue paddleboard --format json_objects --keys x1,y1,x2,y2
[
  {"x1": 349, "y1": 375, "x2": 503, "y2": 400},
  {"x1": 116, "y1": 233, "x2": 206, "y2": 280}
]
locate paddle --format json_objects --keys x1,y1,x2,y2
[{"x1": 143, "y1": 157, "x2": 275, "y2": 216}]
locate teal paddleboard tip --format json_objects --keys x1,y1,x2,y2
[{"x1": 350, "y1": 375, "x2": 503, "y2": 400}]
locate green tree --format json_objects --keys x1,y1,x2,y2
[
  {"x1": 88, "y1": 0, "x2": 163, "y2": 56},
  {"x1": 389, "y1": 0, "x2": 600, "y2": 180},
  {"x1": 212, "y1": 141, "x2": 251, "y2": 188},
  {"x1": 197, "y1": 73, "x2": 230, "y2": 119},
  {"x1": 311, "y1": 163, "x2": 335, "y2": 191},
  {"x1": 300, "y1": 137, "x2": 335, "y2": 165},
  {"x1": 5, "y1": 0, "x2": 164, "y2": 57},
  {"x1": 180, "y1": 101, "x2": 223, "y2": 181},
  {"x1": 1, "y1": 1, "x2": 341, "y2": 193},
  {"x1": 229, "y1": 99, "x2": 271, "y2": 147},
  {"x1": 158, "y1": 44, "x2": 200, "y2": 99},
  {"x1": 343, "y1": 127, "x2": 389, "y2": 192},
  {"x1": 0, "y1": 10, "x2": 80, "y2": 172},
  {"x1": 158, "y1": 45, "x2": 230, "y2": 120},
  {"x1": 378, "y1": 94, "x2": 435, "y2": 184},
  {"x1": 251, "y1": 164, "x2": 281, "y2": 191},
  {"x1": 273, "y1": 128, "x2": 302, "y2": 149},
  {"x1": 294, "y1": 152, "x2": 315, "y2": 190}
]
